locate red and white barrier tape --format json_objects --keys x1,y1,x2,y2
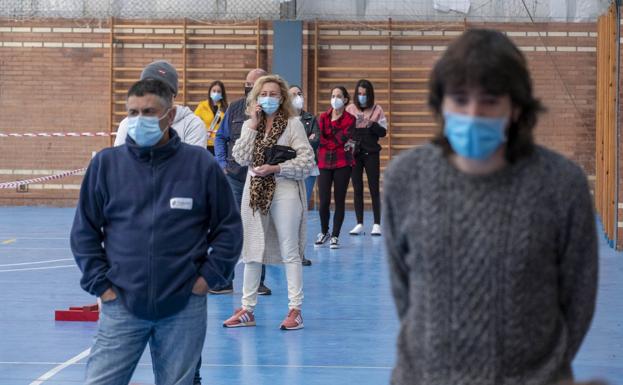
[
  {"x1": 0, "y1": 132, "x2": 116, "y2": 138},
  {"x1": 0, "y1": 168, "x2": 86, "y2": 189}
]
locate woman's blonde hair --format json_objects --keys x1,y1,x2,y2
[{"x1": 245, "y1": 74, "x2": 297, "y2": 119}]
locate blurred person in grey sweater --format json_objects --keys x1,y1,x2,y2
[{"x1": 383, "y1": 29, "x2": 598, "y2": 385}]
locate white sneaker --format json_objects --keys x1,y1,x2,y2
[
  {"x1": 371, "y1": 224, "x2": 382, "y2": 236},
  {"x1": 329, "y1": 236, "x2": 339, "y2": 249},
  {"x1": 315, "y1": 232, "x2": 330, "y2": 245},
  {"x1": 349, "y1": 223, "x2": 364, "y2": 235}
]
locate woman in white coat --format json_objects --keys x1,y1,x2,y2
[{"x1": 223, "y1": 75, "x2": 315, "y2": 330}]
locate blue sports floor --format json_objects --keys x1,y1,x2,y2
[{"x1": 0, "y1": 207, "x2": 621, "y2": 385}]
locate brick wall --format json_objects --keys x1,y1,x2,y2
[
  {"x1": 0, "y1": 18, "x2": 599, "y2": 210},
  {"x1": 0, "y1": 20, "x2": 110, "y2": 205}
]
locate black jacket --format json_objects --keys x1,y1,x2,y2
[
  {"x1": 354, "y1": 121, "x2": 387, "y2": 154},
  {"x1": 301, "y1": 110, "x2": 320, "y2": 161},
  {"x1": 71, "y1": 130, "x2": 242, "y2": 320}
]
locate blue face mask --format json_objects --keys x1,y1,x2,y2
[
  {"x1": 127, "y1": 110, "x2": 170, "y2": 147},
  {"x1": 443, "y1": 112, "x2": 508, "y2": 160},
  {"x1": 331, "y1": 97, "x2": 344, "y2": 110},
  {"x1": 358, "y1": 95, "x2": 367, "y2": 106},
  {"x1": 210, "y1": 92, "x2": 222, "y2": 102},
  {"x1": 257, "y1": 96, "x2": 281, "y2": 115}
]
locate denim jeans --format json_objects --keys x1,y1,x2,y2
[
  {"x1": 304, "y1": 175, "x2": 317, "y2": 208},
  {"x1": 85, "y1": 294, "x2": 207, "y2": 385},
  {"x1": 226, "y1": 173, "x2": 265, "y2": 285},
  {"x1": 226, "y1": 174, "x2": 245, "y2": 210}
]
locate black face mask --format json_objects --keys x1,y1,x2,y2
[{"x1": 244, "y1": 86, "x2": 253, "y2": 97}]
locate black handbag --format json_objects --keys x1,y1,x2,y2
[
  {"x1": 352, "y1": 138, "x2": 362, "y2": 156},
  {"x1": 264, "y1": 145, "x2": 297, "y2": 165}
]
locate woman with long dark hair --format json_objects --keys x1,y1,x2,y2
[
  {"x1": 194, "y1": 80, "x2": 228, "y2": 154},
  {"x1": 315, "y1": 86, "x2": 356, "y2": 249},
  {"x1": 345, "y1": 79, "x2": 387, "y2": 236},
  {"x1": 289, "y1": 84, "x2": 320, "y2": 266}
]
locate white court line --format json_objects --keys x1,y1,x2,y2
[
  {"x1": 0, "y1": 234, "x2": 68, "y2": 237},
  {"x1": 0, "y1": 258, "x2": 73, "y2": 267},
  {"x1": 28, "y1": 348, "x2": 90, "y2": 385},
  {"x1": 0, "y1": 234, "x2": 69, "y2": 241},
  {"x1": 0, "y1": 247, "x2": 69, "y2": 250},
  {"x1": 2, "y1": 360, "x2": 391, "y2": 370},
  {"x1": 0, "y1": 264, "x2": 75, "y2": 273}
]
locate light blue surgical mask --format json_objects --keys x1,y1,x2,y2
[
  {"x1": 331, "y1": 97, "x2": 344, "y2": 110},
  {"x1": 127, "y1": 110, "x2": 170, "y2": 147},
  {"x1": 358, "y1": 95, "x2": 367, "y2": 106},
  {"x1": 258, "y1": 96, "x2": 280, "y2": 115},
  {"x1": 210, "y1": 92, "x2": 222, "y2": 102},
  {"x1": 443, "y1": 112, "x2": 508, "y2": 160}
]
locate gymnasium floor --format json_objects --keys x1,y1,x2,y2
[{"x1": 0, "y1": 206, "x2": 621, "y2": 385}]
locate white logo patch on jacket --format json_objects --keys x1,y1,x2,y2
[{"x1": 170, "y1": 197, "x2": 193, "y2": 210}]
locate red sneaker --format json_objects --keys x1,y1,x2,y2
[
  {"x1": 223, "y1": 308, "x2": 256, "y2": 328},
  {"x1": 280, "y1": 308, "x2": 304, "y2": 330}
]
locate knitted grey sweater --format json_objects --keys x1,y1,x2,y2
[{"x1": 383, "y1": 144, "x2": 598, "y2": 385}]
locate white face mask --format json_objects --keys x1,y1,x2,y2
[
  {"x1": 331, "y1": 97, "x2": 344, "y2": 110},
  {"x1": 292, "y1": 95, "x2": 304, "y2": 110}
]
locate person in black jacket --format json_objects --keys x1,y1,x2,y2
[
  {"x1": 346, "y1": 79, "x2": 387, "y2": 236},
  {"x1": 70, "y1": 79, "x2": 242, "y2": 385},
  {"x1": 289, "y1": 84, "x2": 319, "y2": 266}
]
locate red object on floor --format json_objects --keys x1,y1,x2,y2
[{"x1": 55, "y1": 304, "x2": 99, "y2": 322}]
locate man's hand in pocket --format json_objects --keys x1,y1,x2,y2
[
  {"x1": 100, "y1": 288, "x2": 117, "y2": 302},
  {"x1": 192, "y1": 276, "x2": 209, "y2": 295}
]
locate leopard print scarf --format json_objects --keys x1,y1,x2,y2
[{"x1": 249, "y1": 111, "x2": 288, "y2": 215}]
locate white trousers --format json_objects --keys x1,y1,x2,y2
[{"x1": 242, "y1": 179, "x2": 304, "y2": 312}]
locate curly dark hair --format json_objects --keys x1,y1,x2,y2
[{"x1": 428, "y1": 28, "x2": 545, "y2": 163}]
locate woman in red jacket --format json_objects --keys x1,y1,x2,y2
[{"x1": 315, "y1": 86, "x2": 356, "y2": 249}]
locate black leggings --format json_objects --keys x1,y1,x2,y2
[
  {"x1": 318, "y1": 166, "x2": 352, "y2": 237},
  {"x1": 351, "y1": 151, "x2": 381, "y2": 224}
]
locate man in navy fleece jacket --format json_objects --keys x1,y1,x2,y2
[{"x1": 70, "y1": 79, "x2": 242, "y2": 385}]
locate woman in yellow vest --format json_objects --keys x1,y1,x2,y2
[{"x1": 194, "y1": 80, "x2": 228, "y2": 154}]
